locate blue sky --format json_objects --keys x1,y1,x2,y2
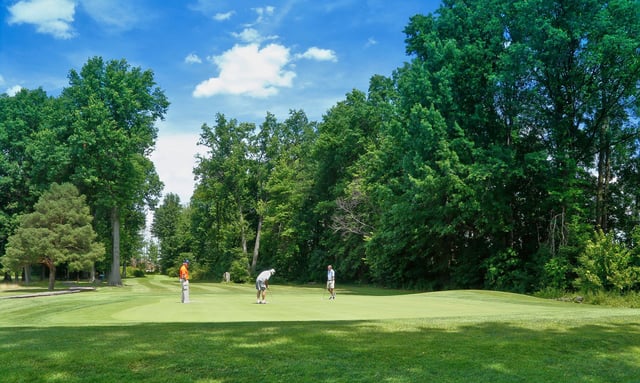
[{"x1": 1, "y1": 0, "x2": 441, "y2": 204}]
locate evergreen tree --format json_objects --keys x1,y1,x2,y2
[{"x1": 3, "y1": 183, "x2": 104, "y2": 290}]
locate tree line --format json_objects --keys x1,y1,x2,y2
[
  {"x1": 4, "y1": 0, "x2": 640, "y2": 294},
  {"x1": 153, "y1": 0, "x2": 640, "y2": 293},
  {"x1": 1, "y1": 57, "x2": 168, "y2": 288}
]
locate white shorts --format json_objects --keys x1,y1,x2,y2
[{"x1": 327, "y1": 280, "x2": 335, "y2": 289}]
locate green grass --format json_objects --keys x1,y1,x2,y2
[{"x1": 1, "y1": 275, "x2": 639, "y2": 382}]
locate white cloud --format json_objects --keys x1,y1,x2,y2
[
  {"x1": 78, "y1": 0, "x2": 140, "y2": 31},
  {"x1": 184, "y1": 53, "x2": 202, "y2": 64},
  {"x1": 151, "y1": 132, "x2": 204, "y2": 205},
  {"x1": 296, "y1": 47, "x2": 338, "y2": 62},
  {"x1": 365, "y1": 38, "x2": 378, "y2": 47},
  {"x1": 232, "y1": 28, "x2": 261, "y2": 43},
  {"x1": 8, "y1": 0, "x2": 76, "y2": 39},
  {"x1": 193, "y1": 43, "x2": 295, "y2": 98},
  {"x1": 231, "y1": 28, "x2": 277, "y2": 44},
  {"x1": 0, "y1": 75, "x2": 5, "y2": 86},
  {"x1": 253, "y1": 6, "x2": 275, "y2": 23},
  {"x1": 213, "y1": 11, "x2": 234, "y2": 21},
  {"x1": 6, "y1": 85, "x2": 24, "y2": 96}
]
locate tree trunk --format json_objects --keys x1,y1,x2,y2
[
  {"x1": 596, "y1": 118, "x2": 611, "y2": 231},
  {"x1": 48, "y1": 263, "x2": 56, "y2": 291},
  {"x1": 109, "y1": 206, "x2": 122, "y2": 286},
  {"x1": 251, "y1": 215, "x2": 263, "y2": 274},
  {"x1": 239, "y1": 203, "x2": 247, "y2": 254}
]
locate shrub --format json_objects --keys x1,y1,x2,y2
[
  {"x1": 230, "y1": 259, "x2": 250, "y2": 283},
  {"x1": 541, "y1": 255, "x2": 571, "y2": 290},
  {"x1": 574, "y1": 230, "x2": 640, "y2": 293},
  {"x1": 484, "y1": 248, "x2": 532, "y2": 293}
]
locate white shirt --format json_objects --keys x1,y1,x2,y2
[
  {"x1": 257, "y1": 270, "x2": 272, "y2": 282},
  {"x1": 327, "y1": 269, "x2": 335, "y2": 281}
]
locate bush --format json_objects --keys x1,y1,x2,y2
[
  {"x1": 576, "y1": 290, "x2": 640, "y2": 308},
  {"x1": 483, "y1": 248, "x2": 532, "y2": 293},
  {"x1": 574, "y1": 230, "x2": 639, "y2": 293},
  {"x1": 165, "y1": 266, "x2": 179, "y2": 279},
  {"x1": 230, "y1": 259, "x2": 250, "y2": 283},
  {"x1": 534, "y1": 287, "x2": 570, "y2": 300},
  {"x1": 124, "y1": 266, "x2": 146, "y2": 278}
]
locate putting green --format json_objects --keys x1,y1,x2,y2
[{"x1": 0, "y1": 275, "x2": 637, "y2": 327}]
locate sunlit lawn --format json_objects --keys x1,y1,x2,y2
[{"x1": 1, "y1": 275, "x2": 639, "y2": 382}]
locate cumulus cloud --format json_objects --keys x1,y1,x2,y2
[
  {"x1": 6, "y1": 85, "x2": 24, "y2": 96},
  {"x1": 7, "y1": 0, "x2": 76, "y2": 39},
  {"x1": 185, "y1": 53, "x2": 203, "y2": 64},
  {"x1": 193, "y1": 43, "x2": 295, "y2": 98},
  {"x1": 213, "y1": 11, "x2": 234, "y2": 21},
  {"x1": 296, "y1": 47, "x2": 338, "y2": 62},
  {"x1": 151, "y1": 132, "x2": 204, "y2": 204}
]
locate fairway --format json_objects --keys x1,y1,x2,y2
[
  {"x1": 2, "y1": 275, "x2": 640, "y2": 383},
  {"x1": 1, "y1": 275, "x2": 637, "y2": 326}
]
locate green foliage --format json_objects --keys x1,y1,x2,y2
[
  {"x1": 191, "y1": 111, "x2": 317, "y2": 282},
  {"x1": 541, "y1": 254, "x2": 571, "y2": 290},
  {"x1": 533, "y1": 287, "x2": 571, "y2": 300},
  {"x1": 165, "y1": 265, "x2": 179, "y2": 280},
  {"x1": 0, "y1": 88, "x2": 69, "y2": 259},
  {"x1": 229, "y1": 251, "x2": 250, "y2": 283},
  {"x1": 63, "y1": 56, "x2": 168, "y2": 286},
  {"x1": 576, "y1": 290, "x2": 640, "y2": 309},
  {"x1": 574, "y1": 230, "x2": 640, "y2": 293},
  {"x1": 132, "y1": 268, "x2": 145, "y2": 278},
  {"x1": 483, "y1": 248, "x2": 534, "y2": 293},
  {"x1": 152, "y1": 193, "x2": 186, "y2": 273},
  {"x1": 191, "y1": 114, "x2": 254, "y2": 277},
  {"x1": 2, "y1": 183, "x2": 105, "y2": 290},
  {"x1": 631, "y1": 226, "x2": 640, "y2": 260},
  {"x1": 7, "y1": 0, "x2": 638, "y2": 293}
]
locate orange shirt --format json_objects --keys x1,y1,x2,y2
[{"x1": 179, "y1": 264, "x2": 189, "y2": 280}]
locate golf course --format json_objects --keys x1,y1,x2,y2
[{"x1": 1, "y1": 275, "x2": 639, "y2": 382}]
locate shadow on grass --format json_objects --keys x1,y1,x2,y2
[
  {"x1": 297, "y1": 283, "x2": 418, "y2": 296},
  {"x1": 1, "y1": 319, "x2": 639, "y2": 383},
  {"x1": 0, "y1": 287, "x2": 51, "y2": 295}
]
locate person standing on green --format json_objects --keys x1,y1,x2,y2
[
  {"x1": 327, "y1": 265, "x2": 336, "y2": 300},
  {"x1": 179, "y1": 260, "x2": 190, "y2": 303}
]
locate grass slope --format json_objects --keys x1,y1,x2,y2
[{"x1": 1, "y1": 275, "x2": 639, "y2": 382}]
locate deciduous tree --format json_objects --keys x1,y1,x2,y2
[{"x1": 62, "y1": 57, "x2": 168, "y2": 286}]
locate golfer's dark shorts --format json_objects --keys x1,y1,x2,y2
[{"x1": 256, "y1": 279, "x2": 267, "y2": 291}]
